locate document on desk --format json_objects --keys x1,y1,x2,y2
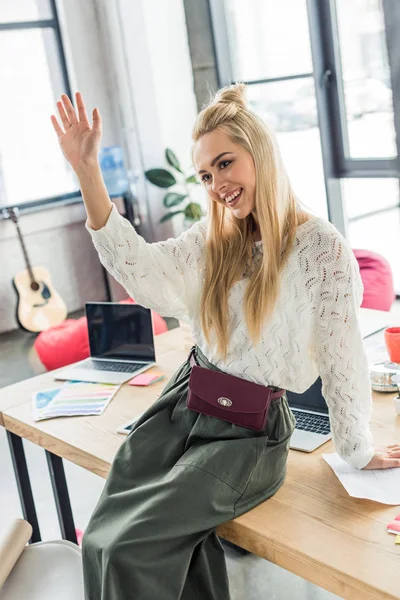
[
  {"x1": 323, "y1": 453, "x2": 400, "y2": 505},
  {"x1": 32, "y1": 381, "x2": 120, "y2": 421}
]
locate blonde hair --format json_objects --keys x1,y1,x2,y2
[{"x1": 192, "y1": 83, "x2": 309, "y2": 360}]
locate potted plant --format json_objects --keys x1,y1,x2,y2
[{"x1": 145, "y1": 148, "x2": 204, "y2": 227}]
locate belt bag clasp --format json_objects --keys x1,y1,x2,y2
[{"x1": 187, "y1": 364, "x2": 285, "y2": 431}]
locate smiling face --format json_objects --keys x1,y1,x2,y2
[{"x1": 193, "y1": 128, "x2": 257, "y2": 222}]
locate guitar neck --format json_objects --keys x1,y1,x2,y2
[{"x1": 7, "y1": 209, "x2": 37, "y2": 284}]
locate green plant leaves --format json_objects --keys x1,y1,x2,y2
[
  {"x1": 159, "y1": 202, "x2": 203, "y2": 224},
  {"x1": 145, "y1": 148, "x2": 203, "y2": 224},
  {"x1": 165, "y1": 148, "x2": 182, "y2": 173},
  {"x1": 185, "y1": 174, "x2": 199, "y2": 184},
  {"x1": 159, "y1": 210, "x2": 185, "y2": 223},
  {"x1": 145, "y1": 168, "x2": 177, "y2": 188},
  {"x1": 184, "y1": 202, "x2": 203, "y2": 220},
  {"x1": 163, "y1": 192, "x2": 188, "y2": 208}
]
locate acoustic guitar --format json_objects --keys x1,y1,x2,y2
[{"x1": 3, "y1": 207, "x2": 68, "y2": 333}]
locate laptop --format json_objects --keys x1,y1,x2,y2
[
  {"x1": 287, "y1": 379, "x2": 331, "y2": 452},
  {"x1": 55, "y1": 302, "x2": 156, "y2": 384},
  {"x1": 288, "y1": 307, "x2": 390, "y2": 452}
]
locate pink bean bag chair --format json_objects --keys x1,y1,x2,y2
[
  {"x1": 353, "y1": 249, "x2": 395, "y2": 312},
  {"x1": 34, "y1": 299, "x2": 168, "y2": 371}
]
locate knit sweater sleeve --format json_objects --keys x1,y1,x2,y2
[
  {"x1": 86, "y1": 204, "x2": 207, "y2": 320},
  {"x1": 312, "y1": 226, "x2": 375, "y2": 469}
]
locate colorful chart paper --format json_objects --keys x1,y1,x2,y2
[{"x1": 32, "y1": 381, "x2": 120, "y2": 421}]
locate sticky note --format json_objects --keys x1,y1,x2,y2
[
  {"x1": 386, "y1": 521, "x2": 400, "y2": 533},
  {"x1": 128, "y1": 373, "x2": 164, "y2": 386},
  {"x1": 395, "y1": 514, "x2": 400, "y2": 521},
  {"x1": 396, "y1": 535, "x2": 400, "y2": 545}
]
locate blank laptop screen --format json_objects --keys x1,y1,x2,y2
[
  {"x1": 86, "y1": 303, "x2": 155, "y2": 362},
  {"x1": 286, "y1": 378, "x2": 329, "y2": 414}
]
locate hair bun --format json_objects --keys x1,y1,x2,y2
[{"x1": 214, "y1": 83, "x2": 247, "y2": 110}]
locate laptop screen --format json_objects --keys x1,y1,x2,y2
[
  {"x1": 86, "y1": 303, "x2": 156, "y2": 362},
  {"x1": 286, "y1": 378, "x2": 329, "y2": 414}
]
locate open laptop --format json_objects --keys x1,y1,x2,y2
[
  {"x1": 288, "y1": 306, "x2": 390, "y2": 452},
  {"x1": 55, "y1": 302, "x2": 156, "y2": 384},
  {"x1": 287, "y1": 379, "x2": 331, "y2": 452}
]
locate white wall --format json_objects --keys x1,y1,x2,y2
[{"x1": 0, "y1": 0, "x2": 199, "y2": 333}]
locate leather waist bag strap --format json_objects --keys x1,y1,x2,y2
[{"x1": 187, "y1": 349, "x2": 285, "y2": 431}]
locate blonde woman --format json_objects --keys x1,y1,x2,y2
[{"x1": 51, "y1": 84, "x2": 400, "y2": 599}]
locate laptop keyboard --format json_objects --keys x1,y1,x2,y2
[
  {"x1": 79, "y1": 360, "x2": 144, "y2": 373},
  {"x1": 291, "y1": 410, "x2": 331, "y2": 435}
]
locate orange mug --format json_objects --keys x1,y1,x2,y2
[{"x1": 384, "y1": 327, "x2": 400, "y2": 364}]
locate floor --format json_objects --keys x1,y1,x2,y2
[{"x1": 5, "y1": 307, "x2": 388, "y2": 600}]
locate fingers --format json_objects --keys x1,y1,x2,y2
[
  {"x1": 92, "y1": 107, "x2": 102, "y2": 131},
  {"x1": 61, "y1": 93, "x2": 78, "y2": 125},
  {"x1": 75, "y1": 91, "x2": 89, "y2": 125},
  {"x1": 57, "y1": 99, "x2": 70, "y2": 130},
  {"x1": 52, "y1": 92, "x2": 99, "y2": 138},
  {"x1": 50, "y1": 114, "x2": 64, "y2": 138},
  {"x1": 388, "y1": 449, "x2": 400, "y2": 458}
]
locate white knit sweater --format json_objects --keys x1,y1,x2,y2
[{"x1": 87, "y1": 205, "x2": 375, "y2": 469}]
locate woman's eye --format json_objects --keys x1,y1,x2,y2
[
  {"x1": 200, "y1": 160, "x2": 231, "y2": 183},
  {"x1": 219, "y1": 160, "x2": 231, "y2": 169}
]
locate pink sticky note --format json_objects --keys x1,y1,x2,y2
[
  {"x1": 395, "y1": 514, "x2": 400, "y2": 521},
  {"x1": 386, "y1": 521, "x2": 400, "y2": 533},
  {"x1": 128, "y1": 373, "x2": 164, "y2": 386}
]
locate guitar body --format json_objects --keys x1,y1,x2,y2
[{"x1": 13, "y1": 266, "x2": 68, "y2": 332}]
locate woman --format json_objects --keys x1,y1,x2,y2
[{"x1": 51, "y1": 84, "x2": 400, "y2": 600}]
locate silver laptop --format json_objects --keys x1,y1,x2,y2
[
  {"x1": 287, "y1": 379, "x2": 332, "y2": 452},
  {"x1": 288, "y1": 307, "x2": 390, "y2": 452},
  {"x1": 55, "y1": 302, "x2": 156, "y2": 384}
]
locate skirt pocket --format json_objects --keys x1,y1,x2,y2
[
  {"x1": 264, "y1": 395, "x2": 296, "y2": 448},
  {"x1": 175, "y1": 434, "x2": 260, "y2": 494}
]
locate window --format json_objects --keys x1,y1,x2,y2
[
  {"x1": 246, "y1": 79, "x2": 326, "y2": 217},
  {"x1": 0, "y1": 0, "x2": 77, "y2": 208},
  {"x1": 223, "y1": 0, "x2": 313, "y2": 82},
  {"x1": 210, "y1": 0, "x2": 328, "y2": 220},
  {"x1": 210, "y1": 0, "x2": 400, "y2": 293},
  {"x1": 335, "y1": 0, "x2": 396, "y2": 159}
]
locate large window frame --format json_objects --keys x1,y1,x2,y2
[
  {"x1": 208, "y1": 0, "x2": 400, "y2": 237},
  {"x1": 308, "y1": 0, "x2": 399, "y2": 178},
  {"x1": 0, "y1": 0, "x2": 79, "y2": 214}
]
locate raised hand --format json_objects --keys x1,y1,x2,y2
[
  {"x1": 362, "y1": 444, "x2": 400, "y2": 469},
  {"x1": 51, "y1": 92, "x2": 102, "y2": 173}
]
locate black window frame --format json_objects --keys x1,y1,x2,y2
[{"x1": 307, "y1": 0, "x2": 399, "y2": 178}]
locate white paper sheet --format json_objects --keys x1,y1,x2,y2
[{"x1": 323, "y1": 453, "x2": 400, "y2": 505}]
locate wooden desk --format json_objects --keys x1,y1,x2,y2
[{"x1": 1, "y1": 327, "x2": 400, "y2": 600}]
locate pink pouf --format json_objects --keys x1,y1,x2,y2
[
  {"x1": 34, "y1": 299, "x2": 168, "y2": 371},
  {"x1": 353, "y1": 249, "x2": 395, "y2": 312}
]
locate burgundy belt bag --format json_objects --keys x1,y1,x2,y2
[{"x1": 187, "y1": 349, "x2": 285, "y2": 431}]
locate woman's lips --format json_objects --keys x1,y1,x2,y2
[{"x1": 226, "y1": 188, "x2": 243, "y2": 207}]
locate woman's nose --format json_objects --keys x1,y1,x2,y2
[{"x1": 211, "y1": 173, "x2": 226, "y2": 196}]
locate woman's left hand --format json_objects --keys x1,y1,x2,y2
[{"x1": 362, "y1": 445, "x2": 400, "y2": 469}]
